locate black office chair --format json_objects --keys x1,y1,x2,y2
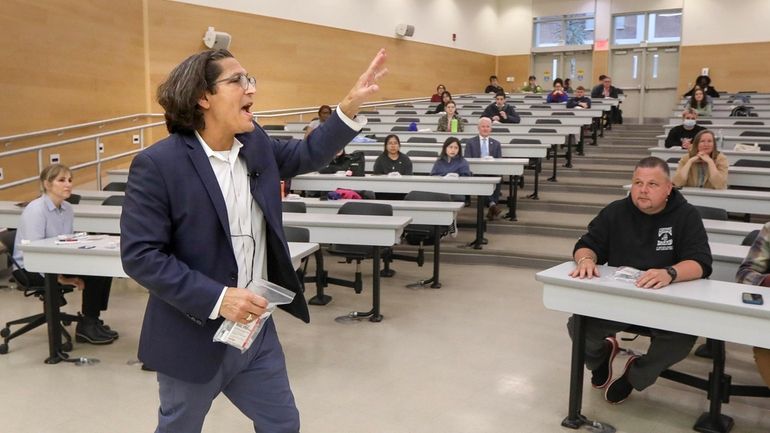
[
  {"x1": 743, "y1": 229, "x2": 761, "y2": 247},
  {"x1": 282, "y1": 201, "x2": 307, "y2": 213},
  {"x1": 529, "y1": 105, "x2": 552, "y2": 109},
  {"x1": 734, "y1": 121, "x2": 764, "y2": 125},
  {"x1": 65, "y1": 194, "x2": 81, "y2": 205},
  {"x1": 694, "y1": 205, "x2": 728, "y2": 221},
  {"x1": 740, "y1": 131, "x2": 770, "y2": 137},
  {"x1": 667, "y1": 157, "x2": 681, "y2": 164},
  {"x1": 407, "y1": 137, "x2": 437, "y2": 143},
  {"x1": 367, "y1": 118, "x2": 381, "y2": 123},
  {"x1": 406, "y1": 150, "x2": 438, "y2": 157},
  {"x1": 102, "y1": 195, "x2": 125, "y2": 206},
  {"x1": 760, "y1": 144, "x2": 770, "y2": 151},
  {"x1": 491, "y1": 127, "x2": 509, "y2": 133},
  {"x1": 396, "y1": 117, "x2": 419, "y2": 123},
  {"x1": 326, "y1": 202, "x2": 395, "y2": 293},
  {"x1": 472, "y1": 111, "x2": 484, "y2": 116},
  {"x1": 262, "y1": 125, "x2": 285, "y2": 131},
  {"x1": 528, "y1": 128, "x2": 557, "y2": 133},
  {"x1": 394, "y1": 110, "x2": 417, "y2": 115},
  {"x1": 510, "y1": 138, "x2": 541, "y2": 144},
  {"x1": 103, "y1": 182, "x2": 127, "y2": 192},
  {"x1": 552, "y1": 111, "x2": 575, "y2": 116},
  {"x1": 390, "y1": 126, "x2": 410, "y2": 132},
  {"x1": 390, "y1": 191, "x2": 452, "y2": 267},
  {"x1": 696, "y1": 120, "x2": 712, "y2": 125},
  {"x1": 536, "y1": 118, "x2": 562, "y2": 124},
  {"x1": 734, "y1": 159, "x2": 770, "y2": 168},
  {"x1": 359, "y1": 110, "x2": 379, "y2": 115},
  {"x1": 517, "y1": 111, "x2": 533, "y2": 116},
  {"x1": 0, "y1": 229, "x2": 81, "y2": 355}
]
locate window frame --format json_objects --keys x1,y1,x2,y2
[
  {"x1": 532, "y1": 13, "x2": 595, "y2": 53},
  {"x1": 611, "y1": 9, "x2": 682, "y2": 49}
]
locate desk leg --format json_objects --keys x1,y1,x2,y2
[
  {"x1": 694, "y1": 340, "x2": 734, "y2": 433},
  {"x1": 308, "y1": 250, "x2": 332, "y2": 306},
  {"x1": 577, "y1": 132, "x2": 585, "y2": 156},
  {"x1": 407, "y1": 225, "x2": 443, "y2": 289},
  {"x1": 505, "y1": 175, "x2": 518, "y2": 221},
  {"x1": 349, "y1": 247, "x2": 383, "y2": 322},
  {"x1": 548, "y1": 145, "x2": 558, "y2": 182},
  {"x1": 527, "y1": 158, "x2": 541, "y2": 200},
  {"x1": 564, "y1": 135, "x2": 574, "y2": 168},
  {"x1": 43, "y1": 273, "x2": 66, "y2": 365},
  {"x1": 563, "y1": 314, "x2": 587, "y2": 429},
  {"x1": 591, "y1": 119, "x2": 599, "y2": 145},
  {"x1": 468, "y1": 196, "x2": 485, "y2": 249}
]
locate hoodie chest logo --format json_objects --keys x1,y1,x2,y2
[{"x1": 656, "y1": 227, "x2": 674, "y2": 251}]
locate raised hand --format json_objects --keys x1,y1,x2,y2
[{"x1": 338, "y1": 49, "x2": 389, "y2": 118}]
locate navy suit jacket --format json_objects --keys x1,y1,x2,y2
[
  {"x1": 464, "y1": 136, "x2": 502, "y2": 159},
  {"x1": 120, "y1": 112, "x2": 358, "y2": 383}
]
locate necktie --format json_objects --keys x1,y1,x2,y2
[{"x1": 481, "y1": 138, "x2": 489, "y2": 158}]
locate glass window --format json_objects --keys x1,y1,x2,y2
[
  {"x1": 535, "y1": 20, "x2": 562, "y2": 47},
  {"x1": 613, "y1": 14, "x2": 645, "y2": 45},
  {"x1": 648, "y1": 12, "x2": 681, "y2": 43},
  {"x1": 566, "y1": 18, "x2": 594, "y2": 45}
]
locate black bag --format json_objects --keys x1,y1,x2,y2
[{"x1": 730, "y1": 105, "x2": 757, "y2": 117}]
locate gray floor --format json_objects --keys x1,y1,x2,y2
[{"x1": 2, "y1": 260, "x2": 770, "y2": 433}]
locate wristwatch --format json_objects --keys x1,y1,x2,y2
[{"x1": 665, "y1": 266, "x2": 678, "y2": 283}]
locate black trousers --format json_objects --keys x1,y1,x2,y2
[{"x1": 18, "y1": 269, "x2": 112, "y2": 318}]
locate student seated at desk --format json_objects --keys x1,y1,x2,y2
[
  {"x1": 437, "y1": 101, "x2": 464, "y2": 132},
  {"x1": 563, "y1": 78, "x2": 574, "y2": 94},
  {"x1": 546, "y1": 79, "x2": 569, "y2": 103},
  {"x1": 566, "y1": 86, "x2": 592, "y2": 109},
  {"x1": 683, "y1": 88, "x2": 713, "y2": 117},
  {"x1": 521, "y1": 75, "x2": 543, "y2": 93},
  {"x1": 569, "y1": 156, "x2": 712, "y2": 404},
  {"x1": 665, "y1": 108, "x2": 706, "y2": 149},
  {"x1": 431, "y1": 84, "x2": 446, "y2": 103},
  {"x1": 13, "y1": 164, "x2": 117, "y2": 345},
  {"x1": 684, "y1": 75, "x2": 720, "y2": 99},
  {"x1": 485, "y1": 75, "x2": 504, "y2": 94},
  {"x1": 431, "y1": 137, "x2": 471, "y2": 177},
  {"x1": 429, "y1": 91, "x2": 452, "y2": 114},
  {"x1": 305, "y1": 104, "x2": 332, "y2": 138},
  {"x1": 672, "y1": 130, "x2": 728, "y2": 189},
  {"x1": 482, "y1": 92, "x2": 520, "y2": 124},
  {"x1": 373, "y1": 134, "x2": 413, "y2": 175},
  {"x1": 736, "y1": 222, "x2": 770, "y2": 388},
  {"x1": 464, "y1": 117, "x2": 502, "y2": 220}
]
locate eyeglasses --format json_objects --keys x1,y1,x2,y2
[
  {"x1": 230, "y1": 233, "x2": 256, "y2": 288},
  {"x1": 213, "y1": 73, "x2": 256, "y2": 90}
]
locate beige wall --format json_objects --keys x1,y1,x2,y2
[{"x1": 679, "y1": 42, "x2": 770, "y2": 94}]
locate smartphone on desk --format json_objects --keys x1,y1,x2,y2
[{"x1": 742, "y1": 292, "x2": 764, "y2": 305}]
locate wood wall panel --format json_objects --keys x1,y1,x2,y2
[
  {"x1": 496, "y1": 55, "x2": 530, "y2": 92},
  {"x1": 146, "y1": 0, "x2": 496, "y2": 112},
  {"x1": 679, "y1": 42, "x2": 770, "y2": 94},
  {"x1": 591, "y1": 50, "x2": 609, "y2": 82}
]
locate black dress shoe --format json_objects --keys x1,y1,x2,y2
[
  {"x1": 76, "y1": 317, "x2": 115, "y2": 345},
  {"x1": 97, "y1": 319, "x2": 119, "y2": 340}
]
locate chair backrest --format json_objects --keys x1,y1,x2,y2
[
  {"x1": 395, "y1": 103, "x2": 414, "y2": 108},
  {"x1": 696, "y1": 120, "x2": 712, "y2": 125},
  {"x1": 338, "y1": 201, "x2": 393, "y2": 217},
  {"x1": 472, "y1": 111, "x2": 484, "y2": 116},
  {"x1": 463, "y1": 105, "x2": 482, "y2": 109},
  {"x1": 361, "y1": 150, "x2": 382, "y2": 156},
  {"x1": 103, "y1": 182, "x2": 127, "y2": 192},
  {"x1": 733, "y1": 159, "x2": 770, "y2": 168},
  {"x1": 734, "y1": 121, "x2": 764, "y2": 125},
  {"x1": 367, "y1": 118, "x2": 381, "y2": 123},
  {"x1": 395, "y1": 110, "x2": 417, "y2": 114},
  {"x1": 390, "y1": 126, "x2": 410, "y2": 132},
  {"x1": 491, "y1": 127, "x2": 509, "y2": 133},
  {"x1": 284, "y1": 226, "x2": 310, "y2": 243},
  {"x1": 262, "y1": 124, "x2": 285, "y2": 131},
  {"x1": 0, "y1": 229, "x2": 17, "y2": 267},
  {"x1": 552, "y1": 111, "x2": 575, "y2": 116},
  {"x1": 102, "y1": 195, "x2": 125, "y2": 206},
  {"x1": 740, "y1": 130, "x2": 770, "y2": 137},
  {"x1": 529, "y1": 105, "x2": 551, "y2": 109},
  {"x1": 396, "y1": 117, "x2": 419, "y2": 123},
  {"x1": 359, "y1": 110, "x2": 379, "y2": 115},
  {"x1": 517, "y1": 111, "x2": 533, "y2": 116},
  {"x1": 406, "y1": 150, "x2": 438, "y2": 157},
  {"x1": 742, "y1": 229, "x2": 761, "y2": 246},
  {"x1": 282, "y1": 201, "x2": 307, "y2": 213},
  {"x1": 694, "y1": 205, "x2": 728, "y2": 221},
  {"x1": 510, "y1": 138, "x2": 541, "y2": 144},
  {"x1": 760, "y1": 144, "x2": 770, "y2": 151},
  {"x1": 65, "y1": 193, "x2": 81, "y2": 205},
  {"x1": 404, "y1": 191, "x2": 452, "y2": 202},
  {"x1": 667, "y1": 157, "x2": 680, "y2": 163},
  {"x1": 528, "y1": 128, "x2": 557, "y2": 133},
  {"x1": 536, "y1": 118, "x2": 561, "y2": 124},
  {"x1": 407, "y1": 137, "x2": 437, "y2": 143}
]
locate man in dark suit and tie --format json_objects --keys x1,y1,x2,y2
[
  {"x1": 120, "y1": 48, "x2": 387, "y2": 433},
  {"x1": 464, "y1": 117, "x2": 503, "y2": 219}
]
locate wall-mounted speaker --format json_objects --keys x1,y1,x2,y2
[
  {"x1": 395, "y1": 23, "x2": 415, "y2": 37},
  {"x1": 203, "y1": 26, "x2": 231, "y2": 50}
]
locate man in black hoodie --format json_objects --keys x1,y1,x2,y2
[{"x1": 568, "y1": 156, "x2": 712, "y2": 404}]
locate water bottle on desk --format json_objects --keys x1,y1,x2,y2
[
  {"x1": 450, "y1": 118, "x2": 458, "y2": 133},
  {"x1": 717, "y1": 129, "x2": 724, "y2": 150}
]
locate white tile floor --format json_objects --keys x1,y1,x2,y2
[{"x1": 1, "y1": 261, "x2": 770, "y2": 433}]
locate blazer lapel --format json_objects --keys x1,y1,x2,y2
[
  {"x1": 185, "y1": 135, "x2": 232, "y2": 238},
  {"x1": 238, "y1": 139, "x2": 269, "y2": 217}
]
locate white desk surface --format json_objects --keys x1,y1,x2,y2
[
  {"x1": 274, "y1": 130, "x2": 573, "y2": 144},
  {"x1": 282, "y1": 213, "x2": 411, "y2": 247},
  {"x1": 0, "y1": 201, "x2": 121, "y2": 234},
  {"x1": 709, "y1": 241, "x2": 749, "y2": 282},
  {"x1": 536, "y1": 261, "x2": 770, "y2": 348},
  {"x1": 650, "y1": 146, "x2": 770, "y2": 164},
  {"x1": 73, "y1": 189, "x2": 124, "y2": 206},
  {"x1": 665, "y1": 117, "x2": 769, "y2": 126},
  {"x1": 291, "y1": 173, "x2": 498, "y2": 196},
  {"x1": 365, "y1": 108, "x2": 604, "y2": 118},
  {"x1": 703, "y1": 219, "x2": 762, "y2": 244},
  {"x1": 620, "y1": 184, "x2": 770, "y2": 214},
  {"x1": 346, "y1": 142, "x2": 553, "y2": 158},
  {"x1": 20, "y1": 236, "x2": 319, "y2": 276},
  {"x1": 363, "y1": 156, "x2": 526, "y2": 176},
  {"x1": 290, "y1": 197, "x2": 463, "y2": 226}
]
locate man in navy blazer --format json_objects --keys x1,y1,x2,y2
[
  {"x1": 464, "y1": 117, "x2": 503, "y2": 219},
  {"x1": 121, "y1": 48, "x2": 387, "y2": 432}
]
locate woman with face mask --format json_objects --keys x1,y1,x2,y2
[{"x1": 664, "y1": 108, "x2": 706, "y2": 149}]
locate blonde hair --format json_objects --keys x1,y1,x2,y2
[
  {"x1": 40, "y1": 164, "x2": 72, "y2": 192},
  {"x1": 688, "y1": 130, "x2": 719, "y2": 159}
]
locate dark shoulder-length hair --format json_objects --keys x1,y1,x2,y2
[
  {"x1": 688, "y1": 88, "x2": 708, "y2": 109},
  {"x1": 157, "y1": 49, "x2": 234, "y2": 134},
  {"x1": 440, "y1": 136, "x2": 463, "y2": 160},
  {"x1": 382, "y1": 134, "x2": 401, "y2": 152}
]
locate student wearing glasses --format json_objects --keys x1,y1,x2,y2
[{"x1": 121, "y1": 48, "x2": 388, "y2": 432}]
